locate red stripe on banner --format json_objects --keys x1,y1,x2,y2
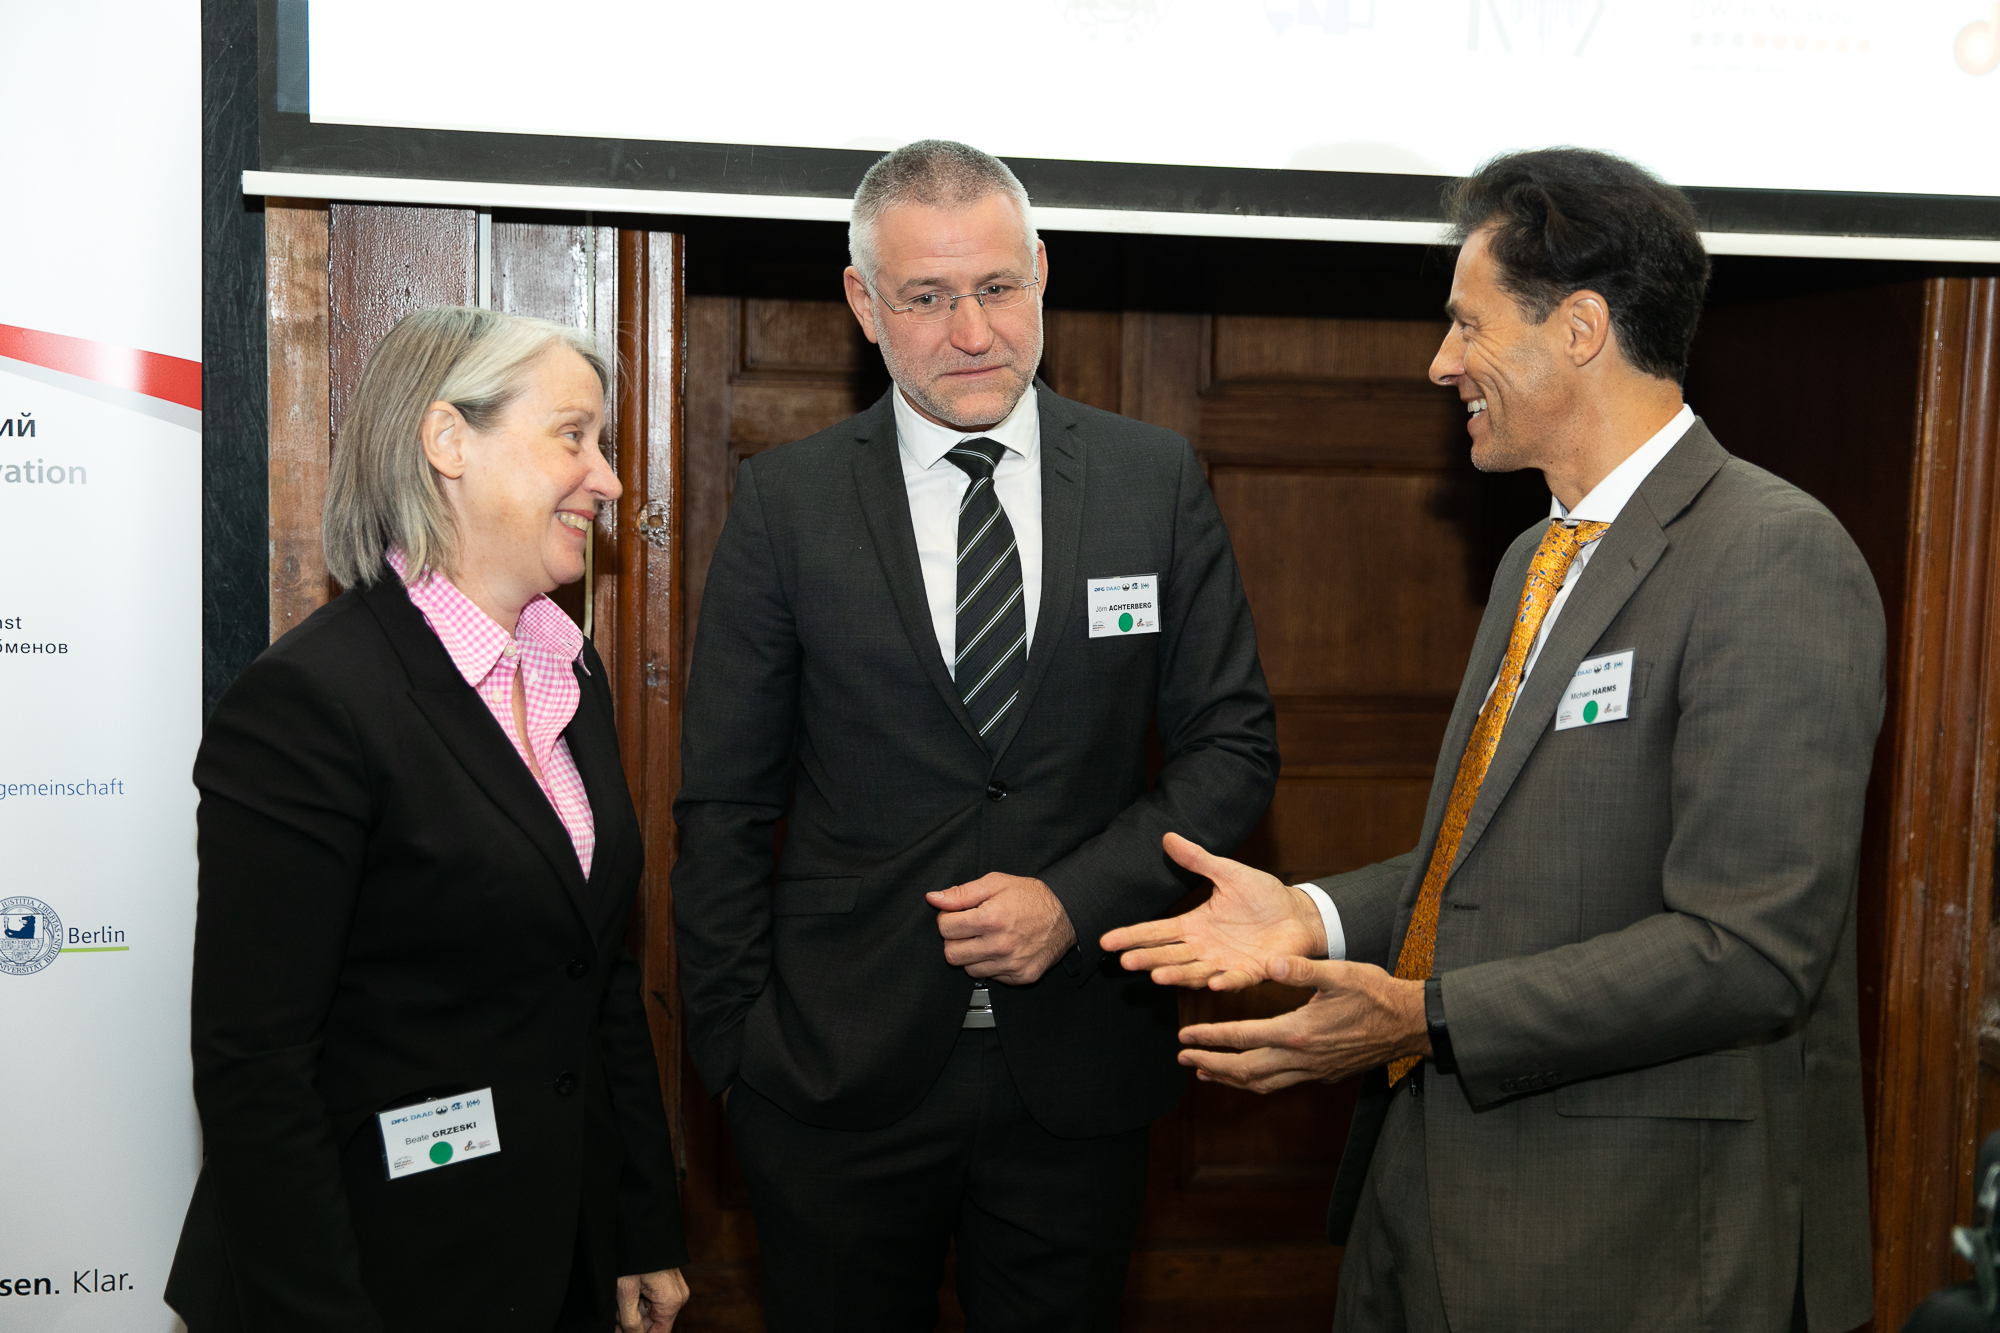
[{"x1": 0, "y1": 324, "x2": 202, "y2": 411}]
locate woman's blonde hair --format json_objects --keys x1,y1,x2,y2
[{"x1": 323, "y1": 306, "x2": 608, "y2": 587}]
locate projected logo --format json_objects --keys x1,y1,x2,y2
[
  {"x1": 1960, "y1": 2, "x2": 1999, "y2": 74},
  {"x1": 0, "y1": 897, "x2": 63, "y2": 976},
  {"x1": 1467, "y1": 0, "x2": 1606, "y2": 56}
]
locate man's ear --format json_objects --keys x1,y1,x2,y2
[
  {"x1": 842, "y1": 267, "x2": 881, "y2": 346},
  {"x1": 1562, "y1": 290, "x2": 1612, "y2": 368},
  {"x1": 420, "y1": 402, "x2": 471, "y2": 480},
  {"x1": 1034, "y1": 239, "x2": 1049, "y2": 297}
]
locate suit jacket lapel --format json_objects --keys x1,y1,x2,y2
[
  {"x1": 989, "y1": 384, "x2": 1082, "y2": 762},
  {"x1": 361, "y1": 575, "x2": 594, "y2": 917},
  {"x1": 563, "y1": 646, "x2": 638, "y2": 911},
  {"x1": 849, "y1": 391, "x2": 989, "y2": 753},
  {"x1": 1446, "y1": 424, "x2": 1727, "y2": 879}
]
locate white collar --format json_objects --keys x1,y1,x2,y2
[
  {"x1": 893, "y1": 382, "x2": 1040, "y2": 472},
  {"x1": 1553, "y1": 404, "x2": 1697, "y2": 524}
]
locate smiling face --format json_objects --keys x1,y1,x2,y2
[
  {"x1": 1430, "y1": 227, "x2": 1578, "y2": 475},
  {"x1": 423, "y1": 345, "x2": 620, "y2": 624},
  {"x1": 843, "y1": 192, "x2": 1047, "y2": 430}
]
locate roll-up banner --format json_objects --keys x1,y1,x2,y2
[{"x1": 0, "y1": 1, "x2": 202, "y2": 1328}]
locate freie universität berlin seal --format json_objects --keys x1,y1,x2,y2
[{"x1": 0, "y1": 896, "x2": 62, "y2": 976}]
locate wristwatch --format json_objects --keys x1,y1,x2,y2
[{"x1": 1424, "y1": 976, "x2": 1457, "y2": 1075}]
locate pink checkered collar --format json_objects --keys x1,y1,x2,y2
[{"x1": 385, "y1": 548, "x2": 585, "y2": 687}]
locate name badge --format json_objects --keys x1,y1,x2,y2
[
  {"x1": 1087, "y1": 574, "x2": 1160, "y2": 638},
  {"x1": 1554, "y1": 649, "x2": 1635, "y2": 731},
  {"x1": 378, "y1": 1087, "x2": 502, "y2": 1181}
]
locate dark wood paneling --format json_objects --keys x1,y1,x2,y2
[
  {"x1": 265, "y1": 199, "x2": 332, "y2": 640},
  {"x1": 1868, "y1": 277, "x2": 2000, "y2": 1329},
  {"x1": 327, "y1": 204, "x2": 476, "y2": 441}
]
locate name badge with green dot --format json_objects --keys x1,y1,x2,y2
[
  {"x1": 378, "y1": 1087, "x2": 501, "y2": 1181},
  {"x1": 1087, "y1": 574, "x2": 1159, "y2": 638},
  {"x1": 1555, "y1": 649, "x2": 1635, "y2": 731}
]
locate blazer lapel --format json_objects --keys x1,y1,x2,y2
[
  {"x1": 563, "y1": 646, "x2": 639, "y2": 911},
  {"x1": 1446, "y1": 424, "x2": 1728, "y2": 879},
  {"x1": 849, "y1": 391, "x2": 989, "y2": 753},
  {"x1": 360, "y1": 575, "x2": 594, "y2": 916},
  {"x1": 989, "y1": 384, "x2": 1082, "y2": 762}
]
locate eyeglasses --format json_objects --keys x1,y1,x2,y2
[{"x1": 872, "y1": 278, "x2": 1042, "y2": 323}]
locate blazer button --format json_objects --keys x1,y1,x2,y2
[
  {"x1": 986, "y1": 781, "x2": 1009, "y2": 802},
  {"x1": 566, "y1": 958, "x2": 588, "y2": 979},
  {"x1": 555, "y1": 1072, "x2": 578, "y2": 1096}
]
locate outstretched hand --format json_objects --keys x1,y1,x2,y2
[
  {"x1": 1178, "y1": 955, "x2": 1429, "y2": 1093},
  {"x1": 1099, "y1": 833, "x2": 1328, "y2": 991}
]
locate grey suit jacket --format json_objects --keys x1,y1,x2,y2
[{"x1": 1317, "y1": 422, "x2": 1884, "y2": 1332}]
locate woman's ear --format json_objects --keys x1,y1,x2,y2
[{"x1": 420, "y1": 401, "x2": 470, "y2": 479}]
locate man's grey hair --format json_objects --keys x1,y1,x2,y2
[
  {"x1": 323, "y1": 306, "x2": 607, "y2": 588},
  {"x1": 848, "y1": 139, "x2": 1039, "y2": 284}
]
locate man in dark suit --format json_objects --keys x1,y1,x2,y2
[
  {"x1": 1106, "y1": 149, "x2": 1884, "y2": 1331},
  {"x1": 672, "y1": 140, "x2": 1278, "y2": 1331}
]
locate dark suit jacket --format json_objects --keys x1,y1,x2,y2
[
  {"x1": 165, "y1": 574, "x2": 686, "y2": 1333},
  {"x1": 673, "y1": 385, "x2": 1279, "y2": 1137},
  {"x1": 1317, "y1": 423, "x2": 1883, "y2": 1331}
]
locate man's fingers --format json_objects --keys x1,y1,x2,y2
[
  {"x1": 1179, "y1": 1043, "x2": 1317, "y2": 1093},
  {"x1": 935, "y1": 906, "x2": 991, "y2": 940},
  {"x1": 1179, "y1": 1014, "x2": 1294, "y2": 1051},
  {"x1": 1100, "y1": 917, "x2": 1186, "y2": 955},
  {"x1": 927, "y1": 874, "x2": 1005, "y2": 911},
  {"x1": 616, "y1": 1275, "x2": 643, "y2": 1333},
  {"x1": 1162, "y1": 831, "x2": 1229, "y2": 882},
  {"x1": 1267, "y1": 954, "x2": 1359, "y2": 992},
  {"x1": 1112, "y1": 941, "x2": 1193, "y2": 971}
]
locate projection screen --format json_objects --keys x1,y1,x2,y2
[{"x1": 244, "y1": 0, "x2": 2000, "y2": 259}]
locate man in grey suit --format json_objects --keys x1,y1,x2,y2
[
  {"x1": 673, "y1": 140, "x2": 1278, "y2": 1330},
  {"x1": 1105, "y1": 148, "x2": 1884, "y2": 1332}
]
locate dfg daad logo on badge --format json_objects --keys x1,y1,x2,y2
[{"x1": 0, "y1": 896, "x2": 63, "y2": 976}]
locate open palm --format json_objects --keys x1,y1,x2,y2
[{"x1": 1100, "y1": 833, "x2": 1323, "y2": 991}]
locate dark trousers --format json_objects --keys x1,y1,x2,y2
[{"x1": 728, "y1": 1027, "x2": 1152, "y2": 1333}]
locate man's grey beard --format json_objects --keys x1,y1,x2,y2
[{"x1": 875, "y1": 309, "x2": 1043, "y2": 430}]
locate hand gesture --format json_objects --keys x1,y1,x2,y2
[
  {"x1": 617, "y1": 1267, "x2": 689, "y2": 1332},
  {"x1": 1100, "y1": 833, "x2": 1327, "y2": 991},
  {"x1": 928, "y1": 873, "x2": 1076, "y2": 985},
  {"x1": 1177, "y1": 955, "x2": 1429, "y2": 1093}
]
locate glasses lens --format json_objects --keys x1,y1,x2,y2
[{"x1": 978, "y1": 283, "x2": 1031, "y2": 311}]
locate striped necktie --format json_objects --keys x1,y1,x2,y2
[
  {"x1": 1386, "y1": 518, "x2": 1610, "y2": 1086},
  {"x1": 947, "y1": 438, "x2": 1027, "y2": 752}
]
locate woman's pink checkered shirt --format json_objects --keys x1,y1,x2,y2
[{"x1": 387, "y1": 548, "x2": 596, "y2": 877}]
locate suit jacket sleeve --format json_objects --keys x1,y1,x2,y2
[
  {"x1": 672, "y1": 462, "x2": 800, "y2": 1097},
  {"x1": 1311, "y1": 851, "x2": 1418, "y2": 968},
  {"x1": 1444, "y1": 501, "x2": 1887, "y2": 1107},
  {"x1": 601, "y1": 936, "x2": 690, "y2": 1272},
  {"x1": 1039, "y1": 438, "x2": 1280, "y2": 969},
  {"x1": 189, "y1": 654, "x2": 386, "y2": 1332}
]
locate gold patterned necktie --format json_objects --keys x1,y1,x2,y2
[{"x1": 1386, "y1": 518, "x2": 1610, "y2": 1086}]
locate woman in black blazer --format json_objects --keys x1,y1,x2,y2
[{"x1": 166, "y1": 308, "x2": 688, "y2": 1333}]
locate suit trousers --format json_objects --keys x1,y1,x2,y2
[
  {"x1": 728, "y1": 1027, "x2": 1151, "y2": 1333},
  {"x1": 1331, "y1": 1069, "x2": 1819, "y2": 1333}
]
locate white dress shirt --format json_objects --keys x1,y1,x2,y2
[
  {"x1": 1300, "y1": 405, "x2": 1697, "y2": 959},
  {"x1": 893, "y1": 385, "x2": 1044, "y2": 677}
]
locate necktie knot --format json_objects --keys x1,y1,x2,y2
[{"x1": 946, "y1": 437, "x2": 1006, "y2": 481}]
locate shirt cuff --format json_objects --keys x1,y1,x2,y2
[{"x1": 1294, "y1": 883, "x2": 1345, "y2": 961}]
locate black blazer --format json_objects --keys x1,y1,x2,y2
[
  {"x1": 165, "y1": 574, "x2": 685, "y2": 1333},
  {"x1": 672, "y1": 386, "x2": 1279, "y2": 1137}
]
